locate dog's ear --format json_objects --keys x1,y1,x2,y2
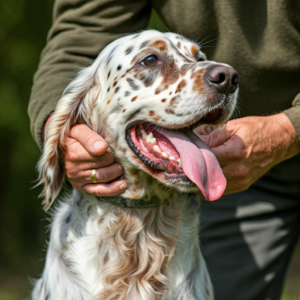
[{"x1": 38, "y1": 65, "x2": 102, "y2": 210}]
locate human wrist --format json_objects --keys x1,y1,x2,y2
[{"x1": 269, "y1": 113, "x2": 300, "y2": 162}]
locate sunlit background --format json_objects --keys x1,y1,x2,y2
[{"x1": 0, "y1": 1, "x2": 299, "y2": 299}]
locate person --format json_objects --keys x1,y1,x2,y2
[{"x1": 28, "y1": 1, "x2": 300, "y2": 299}]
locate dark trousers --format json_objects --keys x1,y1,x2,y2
[{"x1": 199, "y1": 177, "x2": 300, "y2": 300}]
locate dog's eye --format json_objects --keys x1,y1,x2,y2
[
  {"x1": 196, "y1": 52, "x2": 205, "y2": 62},
  {"x1": 141, "y1": 55, "x2": 160, "y2": 66}
]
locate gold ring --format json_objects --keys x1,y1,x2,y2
[{"x1": 92, "y1": 169, "x2": 97, "y2": 183}]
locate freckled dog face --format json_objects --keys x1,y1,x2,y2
[
  {"x1": 102, "y1": 32, "x2": 237, "y2": 127},
  {"x1": 90, "y1": 30, "x2": 239, "y2": 196},
  {"x1": 39, "y1": 30, "x2": 239, "y2": 209}
]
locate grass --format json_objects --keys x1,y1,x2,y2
[{"x1": 0, "y1": 290, "x2": 28, "y2": 300}]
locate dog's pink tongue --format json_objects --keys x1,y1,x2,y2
[{"x1": 160, "y1": 128, "x2": 226, "y2": 201}]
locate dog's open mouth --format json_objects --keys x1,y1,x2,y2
[{"x1": 125, "y1": 121, "x2": 227, "y2": 201}]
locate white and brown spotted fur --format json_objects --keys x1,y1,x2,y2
[{"x1": 33, "y1": 30, "x2": 238, "y2": 300}]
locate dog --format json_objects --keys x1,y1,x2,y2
[{"x1": 32, "y1": 30, "x2": 239, "y2": 300}]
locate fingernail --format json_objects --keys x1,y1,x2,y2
[
  {"x1": 92, "y1": 141, "x2": 103, "y2": 152},
  {"x1": 119, "y1": 182, "x2": 127, "y2": 190}
]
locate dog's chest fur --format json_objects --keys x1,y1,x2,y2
[{"x1": 33, "y1": 190, "x2": 211, "y2": 300}]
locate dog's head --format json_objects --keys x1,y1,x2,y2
[{"x1": 39, "y1": 30, "x2": 239, "y2": 209}]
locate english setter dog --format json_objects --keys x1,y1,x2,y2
[{"x1": 33, "y1": 30, "x2": 239, "y2": 300}]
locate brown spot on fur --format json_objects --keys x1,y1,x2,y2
[
  {"x1": 175, "y1": 79, "x2": 187, "y2": 94},
  {"x1": 149, "y1": 111, "x2": 155, "y2": 116},
  {"x1": 153, "y1": 116, "x2": 161, "y2": 121},
  {"x1": 191, "y1": 45, "x2": 199, "y2": 58},
  {"x1": 169, "y1": 92, "x2": 172, "y2": 95},
  {"x1": 177, "y1": 42, "x2": 181, "y2": 49},
  {"x1": 165, "y1": 108, "x2": 175, "y2": 114},
  {"x1": 170, "y1": 95, "x2": 179, "y2": 108},
  {"x1": 131, "y1": 96, "x2": 137, "y2": 102},
  {"x1": 156, "y1": 57, "x2": 180, "y2": 94},
  {"x1": 191, "y1": 68, "x2": 206, "y2": 94},
  {"x1": 155, "y1": 87, "x2": 162, "y2": 95},
  {"x1": 133, "y1": 69, "x2": 157, "y2": 87},
  {"x1": 151, "y1": 40, "x2": 168, "y2": 51},
  {"x1": 113, "y1": 81, "x2": 118, "y2": 87},
  {"x1": 180, "y1": 64, "x2": 192, "y2": 76},
  {"x1": 122, "y1": 109, "x2": 126, "y2": 113},
  {"x1": 161, "y1": 98, "x2": 166, "y2": 102},
  {"x1": 106, "y1": 100, "x2": 111, "y2": 105}
]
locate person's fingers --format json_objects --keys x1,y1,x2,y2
[
  {"x1": 86, "y1": 163, "x2": 124, "y2": 183},
  {"x1": 196, "y1": 124, "x2": 215, "y2": 136},
  {"x1": 80, "y1": 152, "x2": 116, "y2": 170},
  {"x1": 65, "y1": 140, "x2": 115, "y2": 167},
  {"x1": 82, "y1": 178, "x2": 127, "y2": 197},
  {"x1": 66, "y1": 163, "x2": 124, "y2": 186},
  {"x1": 197, "y1": 124, "x2": 232, "y2": 149},
  {"x1": 69, "y1": 124, "x2": 108, "y2": 156},
  {"x1": 66, "y1": 160, "x2": 122, "y2": 181},
  {"x1": 64, "y1": 137, "x2": 97, "y2": 161},
  {"x1": 210, "y1": 135, "x2": 247, "y2": 166},
  {"x1": 223, "y1": 184, "x2": 248, "y2": 196}
]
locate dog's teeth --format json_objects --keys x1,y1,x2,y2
[
  {"x1": 169, "y1": 156, "x2": 175, "y2": 160},
  {"x1": 141, "y1": 129, "x2": 147, "y2": 139},
  {"x1": 162, "y1": 152, "x2": 168, "y2": 158},
  {"x1": 153, "y1": 145, "x2": 161, "y2": 153},
  {"x1": 146, "y1": 132, "x2": 153, "y2": 143},
  {"x1": 150, "y1": 137, "x2": 156, "y2": 144},
  {"x1": 177, "y1": 158, "x2": 182, "y2": 167}
]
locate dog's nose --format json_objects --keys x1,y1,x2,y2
[{"x1": 205, "y1": 66, "x2": 239, "y2": 94}]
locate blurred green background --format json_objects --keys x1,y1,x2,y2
[{"x1": 0, "y1": 1, "x2": 299, "y2": 299}]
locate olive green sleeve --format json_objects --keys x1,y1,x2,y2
[
  {"x1": 283, "y1": 93, "x2": 300, "y2": 142},
  {"x1": 28, "y1": 0, "x2": 151, "y2": 149}
]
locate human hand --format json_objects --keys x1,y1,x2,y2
[
  {"x1": 196, "y1": 113, "x2": 300, "y2": 195},
  {"x1": 44, "y1": 117, "x2": 127, "y2": 196}
]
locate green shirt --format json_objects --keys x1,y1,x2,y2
[{"x1": 28, "y1": 0, "x2": 300, "y2": 185}]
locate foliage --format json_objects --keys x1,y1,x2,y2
[{"x1": 0, "y1": 0, "x2": 53, "y2": 288}]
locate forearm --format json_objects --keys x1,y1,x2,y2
[
  {"x1": 269, "y1": 113, "x2": 300, "y2": 164},
  {"x1": 28, "y1": 0, "x2": 151, "y2": 148}
]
